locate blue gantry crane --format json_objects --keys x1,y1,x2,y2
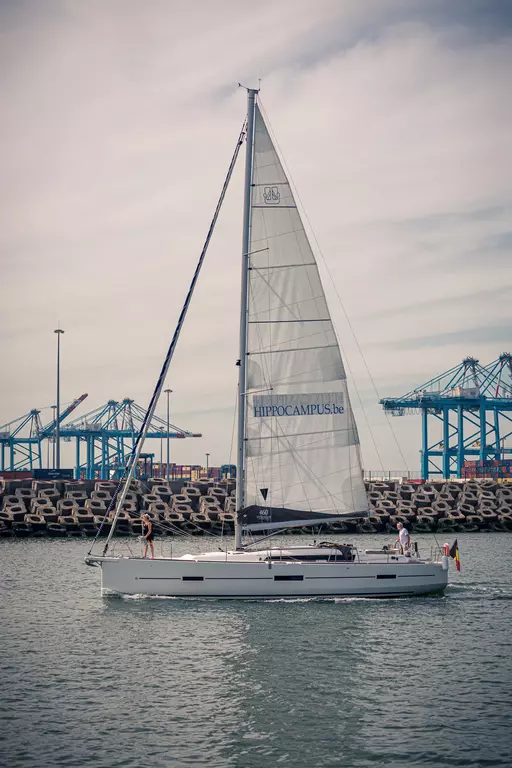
[
  {"x1": 0, "y1": 408, "x2": 44, "y2": 471},
  {"x1": 0, "y1": 394, "x2": 89, "y2": 472},
  {"x1": 60, "y1": 398, "x2": 201, "y2": 479},
  {"x1": 380, "y1": 354, "x2": 512, "y2": 479},
  {"x1": 0, "y1": 396, "x2": 201, "y2": 479}
]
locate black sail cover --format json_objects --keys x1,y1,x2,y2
[
  {"x1": 240, "y1": 505, "x2": 367, "y2": 532},
  {"x1": 239, "y1": 104, "x2": 368, "y2": 532}
]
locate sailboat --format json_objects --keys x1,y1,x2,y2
[{"x1": 86, "y1": 89, "x2": 450, "y2": 597}]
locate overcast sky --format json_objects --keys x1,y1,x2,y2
[{"x1": 1, "y1": 0, "x2": 511, "y2": 473}]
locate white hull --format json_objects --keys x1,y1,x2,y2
[{"x1": 87, "y1": 547, "x2": 449, "y2": 598}]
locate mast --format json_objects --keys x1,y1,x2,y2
[{"x1": 235, "y1": 87, "x2": 257, "y2": 550}]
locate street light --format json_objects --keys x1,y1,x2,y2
[
  {"x1": 49, "y1": 405, "x2": 56, "y2": 468},
  {"x1": 54, "y1": 329, "x2": 65, "y2": 470},
  {"x1": 164, "y1": 389, "x2": 173, "y2": 482},
  {"x1": 205, "y1": 452, "x2": 210, "y2": 478}
]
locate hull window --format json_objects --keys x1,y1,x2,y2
[
  {"x1": 182, "y1": 576, "x2": 204, "y2": 582},
  {"x1": 274, "y1": 575, "x2": 304, "y2": 581},
  {"x1": 376, "y1": 574, "x2": 397, "y2": 580}
]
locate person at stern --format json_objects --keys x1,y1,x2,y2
[{"x1": 396, "y1": 522, "x2": 411, "y2": 555}]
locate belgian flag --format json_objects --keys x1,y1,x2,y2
[{"x1": 449, "y1": 539, "x2": 461, "y2": 571}]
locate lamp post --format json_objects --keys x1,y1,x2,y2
[
  {"x1": 164, "y1": 389, "x2": 172, "y2": 482},
  {"x1": 205, "y1": 452, "x2": 210, "y2": 478},
  {"x1": 49, "y1": 405, "x2": 56, "y2": 468},
  {"x1": 54, "y1": 329, "x2": 64, "y2": 470}
]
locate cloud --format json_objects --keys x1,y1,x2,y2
[
  {"x1": 1, "y1": 0, "x2": 511, "y2": 473},
  {"x1": 364, "y1": 283, "x2": 511, "y2": 320},
  {"x1": 388, "y1": 322, "x2": 512, "y2": 350}
]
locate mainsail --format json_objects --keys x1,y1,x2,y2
[{"x1": 241, "y1": 104, "x2": 367, "y2": 531}]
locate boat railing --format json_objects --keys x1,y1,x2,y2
[{"x1": 430, "y1": 546, "x2": 444, "y2": 562}]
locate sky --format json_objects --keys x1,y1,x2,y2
[{"x1": 1, "y1": 0, "x2": 511, "y2": 473}]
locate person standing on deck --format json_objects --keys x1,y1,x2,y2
[
  {"x1": 141, "y1": 513, "x2": 155, "y2": 559},
  {"x1": 395, "y1": 522, "x2": 410, "y2": 555}
]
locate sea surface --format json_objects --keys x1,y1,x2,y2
[{"x1": 1, "y1": 533, "x2": 511, "y2": 768}]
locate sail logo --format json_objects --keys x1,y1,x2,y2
[
  {"x1": 252, "y1": 392, "x2": 344, "y2": 418},
  {"x1": 263, "y1": 186, "x2": 280, "y2": 205}
]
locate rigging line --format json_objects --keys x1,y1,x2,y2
[
  {"x1": 251, "y1": 302, "x2": 331, "y2": 320},
  {"x1": 250, "y1": 262, "x2": 317, "y2": 269},
  {"x1": 228, "y1": 387, "x2": 238, "y2": 467},
  {"x1": 253, "y1": 361, "x2": 341, "y2": 385},
  {"x1": 155, "y1": 517, "x2": 223, "y2": 539},
  {"x1": 251, "y1": 227, "x2": 306, "y2": 247},
  {"x1": 250, "y1": 269, "x2": 301, "y2": 322},
  {"x1": 248, "y1": 286, "x2": 329, "y2": 319},
  {"x1": 138, "y1": 512, "x2": 220, "y2": 541},
  {"x1": 250, "y1": 326, "x2": 337, "y2": 352},
  {"x1": 149, "y1": 518, "x2": 192, "y2": 538},
  {"x1": 243, "y1": 527, "x2": 296, "y2": 548},
  {"x1": 249, "y1": 344, "x2": 338, "y2": 356},
  {"x1": 257, "y1": 99, "x2": 386, "y2": 474},
  {"x1": 246, "y1": 426, "x2": 357, "y2": 440},
  {"x1": 88, "y1": 119, "x2": 247, "y2": 557},
  {"x1": 248, "y1": 319, "x2": 331, "y2": 324}
]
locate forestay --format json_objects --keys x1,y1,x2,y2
[{"x1": 241, "y1": 104, "x2": 367, "y2": 531}]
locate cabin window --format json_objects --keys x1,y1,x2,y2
[{"x1": 266, "y1": 554, "x2": 352, "y2": 563}]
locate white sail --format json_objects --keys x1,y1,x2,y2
[{"x1": 242, "y1": 104, "x2": 367, "y2": 530}]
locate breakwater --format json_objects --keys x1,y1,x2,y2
[{"x1": 0, "y1": 477, "x2": 511, "y2": 538}]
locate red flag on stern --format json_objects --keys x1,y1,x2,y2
[{"x1": 449, "y1": 539, "x2": 461, "y2": 571}]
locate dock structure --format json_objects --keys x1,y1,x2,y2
[
  {"x1": 1, "y1": 475, "x2": 512, "y2": 539},
  {"x1": 380, "y1": 354, "x2": 512, "y2": 479},
  {"x1": 0, "y1": 397, "x2": 201, "y2": 479}
]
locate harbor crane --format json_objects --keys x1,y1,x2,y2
[
  {"x1": 1, "y1": 396, "x2": 201, "y2": 479},
  {"x1": 60, "y1": 398, "x2": 201, "y2": 479},
  {"x1": 0, "y1": 394, "x2": 89, "y2": 472},
  {"x1": 380, "y1": 354, "x2": 512, "y2": 479}
]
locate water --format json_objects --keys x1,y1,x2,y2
[{"x1": 1, "y1": 533, "x2": 511, "y2": 767}]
